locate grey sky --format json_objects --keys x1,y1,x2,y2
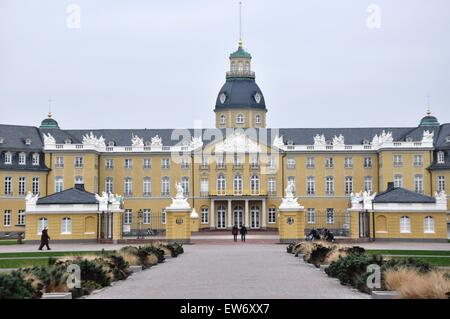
[{"x1": 0, "y1": 0, "x2": 449, "y2": 129}]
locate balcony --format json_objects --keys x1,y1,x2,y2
[
  {"x1": 216, "y1": 164, "x2": 226, "y2": 170},
  {"x1": 250, "y1": 163, "x2": 260, "y2": 169},
  {"x1": 233, "y1": 163, "x2": 243, "y2": 169}
]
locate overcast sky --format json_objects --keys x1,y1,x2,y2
[{"x1": 0, "y1": 0, "x2": 449, "y2": 129}]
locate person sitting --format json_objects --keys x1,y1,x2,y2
[
  {"x1": 323, "y1": 228, "x2": 335, "y2": 242},
  {"x1": 306, "y1": 228, "x2": 320, "y2": 241}
]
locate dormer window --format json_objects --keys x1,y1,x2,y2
[
  {"x1": 0, "y1": 137, "x2": 4, "y2": 144},
  {"x1": 406, "y1": 137, "x2": 413, "y2": 142},
  {"x1": 18, "y1": 152, "x2": 26, "y2": 165},
  {"x1": 446, "y1": 136, "x2": 450, "y2": 143},
  {"x1": 287, "y1": 140, "x2": 294, "y2": 146},
  {"x1": 24, "y1": 138, "x2": 32, "y2": 145},
  {"x1": 32, "y1": 153, "x2": 40, "y2": 166},
  {"x1": 236, "y1": 113, "x2": 244, "y2": 124},
  {"x1": 107, "y1": 141, "x2": 115, "y2": 147},
  {"x1": 437, "y1": 151, "x2": 445, "y2": 164},
  {"x1": 4, "y1": 152, "x2": 12, "y2": 165},
  {"x1": 64, "y1": 139, "x2": 72, "y2": 144},
  {"x1": 362, "y1": 139, "x2": 370, "y2": 145}
]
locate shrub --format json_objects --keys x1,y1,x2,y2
[
  {"x1": 71, "y1": 258, "x2": 111, "y2": 287},
  {"x1": 381, "y1": 257, "x2": 434, "y2": 274},
  {"x1": 172, "y1": 243, "x2": 184, "y2": 255},
  {"x1": 139, "y1": 245, "x2": 165, "y2": 264},
  {"x1": 0, "y1": 271, "x2": 40, "y2": 299},
  {"x1": 305, "y1": 243, "x2": 334, "y2": 267},
  {"x1": 105, "y1": 254, "x2": 131, "y2": 281},
  {"x1": 287, "y1": 243, "x2": 296, "y2": 254}
]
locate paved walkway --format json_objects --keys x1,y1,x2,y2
[{"x1": 88, "y1": 244, "x2": 368, "y2": 299}]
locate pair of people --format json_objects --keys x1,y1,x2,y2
[
  {"x1": 306, "y1": 228, "x2": 335, "y2": 242},
  {"x1": 231, "y1": 225, "x2": 248, "y2": 242}
]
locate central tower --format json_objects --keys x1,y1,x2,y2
[{"x1": 214, "y1": 39, "x2": 267, "y2": 129}]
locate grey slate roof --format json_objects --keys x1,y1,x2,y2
[
  {"x1": 435, "y1": 123, "x2": 450, "y2": 149},
  {"x1": 37, "y1": 188, "x2": 98, "y2": 205},
  {"x1": 374, "y1": 187, "x2": 436, "y2": 204},
  {"x1": 0, "y1": 125, "x2": 43, "y2": 151},
  {"x1": 215, "y1": 78, "x2": 266, "y2": 111}
]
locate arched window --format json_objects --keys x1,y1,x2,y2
[
  {"x1": 234, "y1": 174, "x2": 243, "y2": 195},
  {"x1": 255, "y1": 114, "x2": 261, "y2": 125},
  {"x1": 217, "y1": 175, "x2": 226, "y2": 195},
  {"x1": 18, "y1": 152, "x2": 26, "y2": 165},
  {"x1": 37, "y1": 217, "x2": 48, "y2": 234},
  {"x1": 238, "y1": 62, "x2": 243, "y2": 72},
  {"x1": 55, "y1": 176, "x2": 64, "y2": 193},
  {"x1": 61, "y1": 217, "x2": 72, "y2": 234},
  {"x1": 161, "y1": 177, "x2": 170, "y2": 196},
  {"x1": 245, "y1": 62, "x2": 250, "y2": 72},
  {"x1": 220, "y1": 114, "x2": 226, "y2": 125},
  {"x1": 400, "y1": 216, "x2": 411, "y2": 233},
  {"x1": 181, "y1": 177, "x2": 189, "y2": 195},
  {"x1": 105, "y1": 177, "x2": 114, "y2": 193},
  {"x1": 143, "y1": 177, "x2": 151, "y2": 196},
  {"x1": 437, "y1": 151, "x2": 445, "y2": 164},
  {"x1": 250, "y1": 175, "x2": 260, "y2": 194},
  {"x1": 124, "y1": 177, "x2": 133, "y2": 196},
  {"x1": 236, "y1": 113, "x2": 244, "y2": 124},
  {"x1": 424, "y1": 216, "x2": 435, "y2": 233},
  {"x1": 4, "y1": 151, "x2": 12, "y2": 165}
]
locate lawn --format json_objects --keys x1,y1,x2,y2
[
  {"x1": 0, "y1": 240, "x2": 21, "y2": 246},
  {"x1": 366, "y1": 249, "x2": 450, "y2": 267}
]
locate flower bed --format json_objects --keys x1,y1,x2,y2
[
  {"x1": 287, "y1": 241, "x2": 450, "y2": 299},
  {"x1": 0, "y1": 242, "x2": 184, "y2": 299}
]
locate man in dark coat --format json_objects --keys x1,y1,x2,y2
[
  {"x1": 232, "y1": 225, "x2": 239, "y2": 242},
  {"x1": 38, "y1": 228, "x2": 51, "y2": 250},
  {"x1": 240, "y1": 225, "x2": 248, "y2": 242}
]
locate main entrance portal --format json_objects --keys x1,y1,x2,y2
[
  {"x1": 217, "y1": 204, "x2": 226, "y2": 229},
  {"x1": 233, "y1": 205, "x2": 243, "y2": 227}
]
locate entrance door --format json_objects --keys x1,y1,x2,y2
[
  {"x1": 217, "y1": 204, "x2": 226, "y2": 229},
  {"x1": 233, "y1": 205, "x2": 243, "y2": 227},
  {"x1": 251, "y1": 206, "x2": 260, "y2": 229}
]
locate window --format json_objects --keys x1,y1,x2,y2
[
  {"x1": 32, "y1": 177, "x2": 40, "y2": 195},
  {"x1": 18, "y1": 152, "x2": 26, "y2": 165},
  {"x1": 364, "y1": 176, "x2": 373, "y2": 192},
  {"x1": 55, "y1": 157, "x2": 64, "y2": 168},
  {"x1": 234, "y1": 174, "x2": 243, "y2": 195},
  {"x1": 55, "y1": 177, "x2": 64, "y2": 193},
  {"x1": 268, "y1": 208, "x2": 276, "y2": 224},
  {"x1": 393, "y1": 155, "x2": 403, "y2": 166},
  {"x1": 437, "y1": 151, "x2": 445, "y2": 164},
  {"x1": 287, "y1": 158, "x2": 296, "y2": 169},
  {"x1": 161, "y1": 177, "x2": 170, "y2": 196},
  {"x1": 61, "y1": 217, "x2": 72, "y2": 234},
  {"x1": 75, "y1": 156, "x2": 84, "y2": 168},
  {"x1": 143, "y1": 209, "x2": 152, "y2": 224},
  {"x1": 18, "y1": 210, "x2": 25, "y2": 226},
  {"x1": 124, "y1": 177, "x2": 133, "y2": 196},
  {"x1": 37, "y1": 217, "x2": 48, "y2": 234},
  {"x1": 216, "y1": 156, "x2": 225, "y2": 169},
  {"x1": 306, "y1": 157, "x2": 315, "y2": 168},
  {"x1": 325, "y1": 157, "x2": 334, "y2": 168},
  {"x1": 200, "y1": 178, "x2": 209, "y2": 196},
  {"x1": 162, "y1": 209, "x2": 166, "y2": 224},
  {"x1": 181, "y1": 158, "x2": 190, "y2": 169},
  {"x1": 438, "y1": 176, "x2": 445, "y2": 192},
  {"x1": 4, "y1": 152, "x2": 12, "y2": 164},
  {"x1": 105, "y1": 177, "x2": 114, "y2": 193},
  {"x1": 400, "y1": 216, "x2": 411, "y2": 233},
  {"x1": 124, "y1": 158, "x2": 133, "y2": 169},
  {"x1": 124, "y1": 210, "x2": 132, "y2": 225},
  {"x1": 268, "y1": 178, "x2": 276, "y2": 195},
  {"x1": 3, "y1": 210, "x2": 11, "y2": 226},
  {"x1": 287, "y1": 177, "x2": 296, "y2": 194},
  {"x1": 394, "y1": 175, "x2": 403, "y2": 188},
  {"x1": 18, "y1": 177, "x2": 26, "y2": 195},
  {"x1": 161, "y1": 158, "x2": 170, "y2": 169},
  {"x1": 217, "y1": 175, "x2": 226, "y2": 195},
  {"x1": 307, "y1": 208, "x2": 315, "y2": 224},
  {"x1": 255, "y1": 114, "x2": 261, "y2": 125},
  {"x1": 306, "y1": 176, "x2": 315, "y2": 195},
  {"x1": 181, "y1": 177, "x2": 189, "y2": 195},
  {"x1": 32, "y1": 153, "x2": 39, "y2": 166},
  {"x1": 414, "y1": 175, "x2": 424, "y2": 193},
  {"x1": 201, "y1": 156, "x2": 209, "y2": 168},
  {"x1": 424, "y1": 216, "x2": 435, "y2": 233},
  {"x1": 267, "y1": 156, "x2": 277, "y2": 169},
  {"x1": 250, "y1": 175, "x2": 260, "y2": 194},
  {"x1": 326, "y1": 208, "x2": 334, "y2": 224},
  {"x1": 143, "y1": 158, "x2": 151, "y2": 169},
  {"x1": 105, "y1": 159, "x2": 114, "y2": 169},
  {"x1": 344, "y1": 157, "x2": 353, "y2": 168},
  {"x1": 236, "y1": 113, "x2": 244, "y2": 124},
  {"x1": 75, "y1": 176, "x2": 84, "y2": 185},
  {"x1": 234, "y1": 154, "x2": 243, "y2": 167},
  {"x1": 220, "y1": 114, "x2": 226, "y2": 125},
  {"x1": 325, "y1": 176, "x2": 334, "y2": 195},
  {"x1": 413, "y1": 155, "x2": 423, "y2": 167},
  {"x1": 344, "y1": 176, "x2": 353, "y2": 195},
  {"x1": 201, "y1": 207, "x2": 208, "y2": 224},
  {"x1": 143, "y1": 177, "x2": 151, "y2": 196},
  {"x1": 250, "y1": 155, "x2": 259, "y2": 168},
  {"x1": 4, "y1": 177, "x2": 12, "y2": 195},
  {"x1": 363, "y1": 157, "x2": 372, "y2": 168}
]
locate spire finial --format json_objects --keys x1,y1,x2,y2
[
  {"x1": 48, "y1": 98, "x2": 52, "y2": 118},
  {"x1": 426, "y1": 94, "x2": 431, "y2": 116},
  {"x1": 238, "y1": 1, "x2": 243, "y2": 47}
]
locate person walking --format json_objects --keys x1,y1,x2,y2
[
  {"x1": 232, "y1": 225, "x2": 239, "y2": 242},
  {"x1": 38, "y1": 227, "x2": 51, "y2": 250},
  {"x1": 240, "y1": 225, "x2": 248, "y2": 242}
]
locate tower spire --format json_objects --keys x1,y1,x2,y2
[
  {"x1": 239, "y1": 1, "x2": 243, "y2": 48},
  {"x1": 426, "y1": 94, "x2": 431, "y2": 116},
  {"x1": 48, "y1": 98, "x2": 52, "y2": 118}
]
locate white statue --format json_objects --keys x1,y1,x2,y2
[
  {"x1": 175, "y1": 182, "x2": 184, "y2": 199},
  {"x1": 151, "y1": 135, "x2": 163, "y2": 147},
  {"x1": 422, "y1": 130, "x2": 434, "y2": 143},
  {"x1": 350, "y1": 190, "x2": 376, "y2": 209},
  {"x1": 313, "y1": 134, "x2": 326, "y2": 147},
  {"x1": 191, "y1": 136, "x2": 203, "y2": 149},
  {"x1": 82, "y1": 132, "x2": 106, "y2": 148},
  {"x1": 215, "y1": 131, "x2": 261, "y2": 154},
  {"x1": 131, "y1": 134, "x2": 144, "y2": 147},
  {"x1": 279, "y1": 180, "x2": 302, "y2": 209},
  {"x1": 435, "y1": 190, "x2": 447, "y2": 205},
  {"x1": 95, "y1": 192, "x2": 109, "y2": 205},
  {"x1": 167, "y1": 181, "x2": 191, "y2": 210},
  {"x1": 42, "y1": 132, "x2": 56, "y2": 145},
  {"x1": 25, "y1": 191, "x2": 39, "y2": 205},
  {"x1": 273, "y1": 135, "x2": 284, "y2": 148},
  {"x1": 372, "y1": 130, "x2": 393, "y2": 146},
  {"x1": 332, "y1": 134, "x2": 345, "y2": 146}
]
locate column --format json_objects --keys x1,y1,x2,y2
[
  {"x1": 262, "y1": 199, "x2": 266, "y2": 228},
  {"x1": 244, "y1": 199, "x2": 249, "y2": 227},
  {"x1": 210, "y1": 199, "x2": 215, "y2": 229},
  {"x1": 227, "y1": 199, "x2": 232, "y2": 228}
]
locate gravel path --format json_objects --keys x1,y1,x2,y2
[{"x1": 88, "y1": 244, "x2": 368, "y2": 299}]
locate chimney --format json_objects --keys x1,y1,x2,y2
[
  {"x1": 74, "y1": 183, "x2": 85, "y2": 191},
  {"x1": 386, "y1": 182, "x2": 395, "y2": 191}
]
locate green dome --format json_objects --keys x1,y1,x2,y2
[
  {"x1": 419, "y1": 112, "x2": 439, "y2": 126},
  {"x1": 230, "y1": 41, "x2": 252, "y2": 59},
  {"x1": 39, "y1": 113, "x2": 59, "y2": 129}
]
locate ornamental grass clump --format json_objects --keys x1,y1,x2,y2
[{"x1": 0, "y1": 271, "x2": 41, "y2": 299}]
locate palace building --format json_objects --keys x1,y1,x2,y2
[{"x1": 1, "y1": 40, "x2": 449, "y2": 243}]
